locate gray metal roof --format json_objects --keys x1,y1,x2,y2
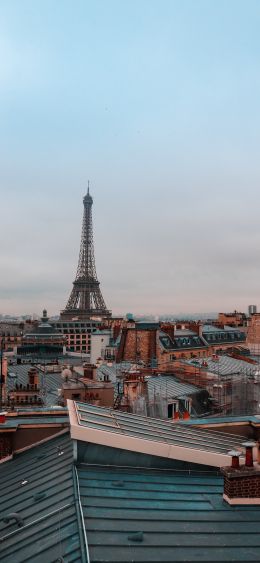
[
  {"x1": 202, "y1": 324, "x2": 242, "y2": 333},
  {"x1": 187, "y1": 355, "x2": 257, "y2": 376},
  {"x1": 174, "y1": 329, "x2": 197, "y2": 336},
  {"x1": 146, "y1": 374, "x2": 200, "y2": 400},
  {"x1": 75, "y1": 402, "x2": 246, "y2": 456},
  {"x1": 97, "y1": 362, "x2": 132, "y2": 383},
  {"x1": 78, "y1": 464, "x2": 260, "y2": 562},
  {"x1": 0, "y1": 432, "x2": 87, "y2": 562},
  {"x1": 7, "y1": 364, "x2": 64, "y2": 407}
]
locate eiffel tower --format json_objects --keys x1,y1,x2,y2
[{"x1": 61, "y1": 184, "x2": 111, "y2": 319}]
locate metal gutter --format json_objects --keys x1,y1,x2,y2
[{"x1": 73, "y1": 465, "x2": 90, "y2": 563}]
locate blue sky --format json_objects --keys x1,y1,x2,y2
[{"x1": 1, "y1": 0, "x2": 260, "y2": 316}]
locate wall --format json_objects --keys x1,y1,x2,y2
[
  {"x1": 118, "y1": 328, "x2": 158, "y2": 364},
  {"x1": 247, "y1": 314, "x2": 260, "y2": 353},
  {"x1": 90, "y1": 332, "x2": 110, "y2": 364},
  {"x1": 63, "y1": 382, "x2": 114, "y2": 407},
  {"x1": 12, "y1": 426, "x2": 68, "y2": 452}
]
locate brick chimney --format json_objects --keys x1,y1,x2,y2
[
  {"x1": 161, "y1": 323, "x2": 175, "y2": 342},
  {"x1": 221, "y1": 442, "x2": 260, "y2": 505},
  {"x1": 83, "y1": 364, "x2": 97, "y2": 381},
  {"x1": 28, "y1": 367, "x2": 39, "y2": 386},
  {"x1": 188, "y1": 322, "x2": 203, "y2": 338}
]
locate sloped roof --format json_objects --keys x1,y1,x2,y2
[
  {"x1": 146, "y1": 374, "x2": 200, "y2": 400},
  {"x1": 7, "y1": 364, "x2": 64, "y2": 407},
  {"x1": 69, "y1": 401, "x2": 247, "y2": 467},
  {"x1": 0, "y1": 432, "x2": 87, "y2": 563},
  {"x1": 186, "y1": 355, "x2": 257, "y2": 377},
  {"x1": 78, "y1": 464, "x2": 260, "y2": 563}
]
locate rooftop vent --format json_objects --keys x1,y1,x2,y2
[{"x1": 3, "y1": 512, "x2": 24, "y2": 528}]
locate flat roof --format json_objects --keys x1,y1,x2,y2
[{"x1": 0, "y1": 415, "x2": 69, "y2": 430}]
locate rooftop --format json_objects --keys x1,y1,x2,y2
[
  {"x1": 202, "y1": 324, "x2": 243, "y2": 333},
  {"x1": 69, "y1": 401, "x2": 247, "y2": 467},
  {"x1": 146, "y1": 374, "x2": 200, "y2": 400},
  {"x1": 187, "y1": 355, "x2": 257, "y2": 377},
  {"x1": 1, "y1": 406, "x2": 260, "y2": 562},
  {"x1": 78, "y1": 464, "x2": 260, "y2": 562},
  {"x1": 0, "y1": 432, "x2": 87, "y2": 562},
  {"x1": 7, "y1": 364, "x2": 64, "y2": 407}
]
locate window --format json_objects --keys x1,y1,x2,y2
[{"x1": 167, "y1": 402, "x2": 178, "y2": 418}]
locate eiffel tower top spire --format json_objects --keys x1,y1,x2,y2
[
  {"x1": 60, "y1": 187, "x2": 111, "y2": 320},
  {"x1": 84, "y1": 181, "x2": 93, "y2": 205}
]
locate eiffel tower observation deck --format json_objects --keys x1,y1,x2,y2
[{"x1": 61, "y1": 184, "x2": 111, "y2": 320}]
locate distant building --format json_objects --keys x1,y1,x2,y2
[
  {"x1": 90, "y1": 330, "x2": 111, "y2": 364},
  {"x1": 116, "y1": 321, "x2": 247, "y2": 368},
  {"x1": 247, "y1": 313, "x2": 260, "y2": 353},
  {"x1": 217, "y1": 311, "x2": 247, "y2": 327},
  {"x1": 51, "y1": 318, "x2": 101, "y2": 355},
  {"x1": 0, "y1": 320, "x2": 35, "y2": 354},
  {"x1": 248, "y1": 304, "x2": 257, "y2": 316},
  {"x1": 17, "y1": 310, "x2": 66, "y2": 360},
  {"x1": 59, "y1": 364, "x2": 114, "y2": 407}
]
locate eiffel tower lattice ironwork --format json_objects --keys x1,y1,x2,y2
[{"x1": 61, "y1": 184, "x2": 111, "y2": 319}]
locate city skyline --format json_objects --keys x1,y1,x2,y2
[{"x1": 1, "y1": 1, "x2": 260, "y2": 315}]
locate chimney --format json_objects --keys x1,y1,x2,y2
[
  {"x1": 221, "y1": 442, "x2": 260, "y2": 505},
  {"x1": 28, "y1": 367, "x2": 39, "y2": 386},
  {"x1": 83, "y1": 364, "x2": 97, "y2": 380}
]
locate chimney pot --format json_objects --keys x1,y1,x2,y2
[
  {"x1": 228, "y1": 449, "x2": 241, "y2": 469},
  {"x1": 242, "y1": 441, "x2": 256, "y2": 467},
  {"x1": 0, "y1": 412, "x2": 6, "y2": 424}
]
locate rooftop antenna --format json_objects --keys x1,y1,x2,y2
[{"x1": 87, "y1": 180, "x2": 90, "y2": 195}]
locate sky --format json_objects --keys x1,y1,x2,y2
[{"x1": 1, "y1": 0, "x2": 260, "y2": 317}]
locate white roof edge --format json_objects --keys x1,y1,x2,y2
[{"x1": 69, "y1": 414, "x2": 234, "y2": 468}]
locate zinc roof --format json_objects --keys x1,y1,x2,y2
[
  {"x1": 78, "y1": 464, "x2": 260, "y2": 562},
  {"x1": 187, "y1": 355, "x2": 257, "y2": 376},
  {"x1": 0, "y1": 432, "x2": 87, "y2": 562},
  {"x1": 202, "y1": 324, "x2": 242, "y2": 333},
  {"x1": 146, "y1": 374, "x2": 200, "y2": 400},
  {"x1": 7, "y1": 364, "x2": 64, "y2": 407},
  {"x1": 73, "y1": 402, "x2": 246, "y2": 458}
]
